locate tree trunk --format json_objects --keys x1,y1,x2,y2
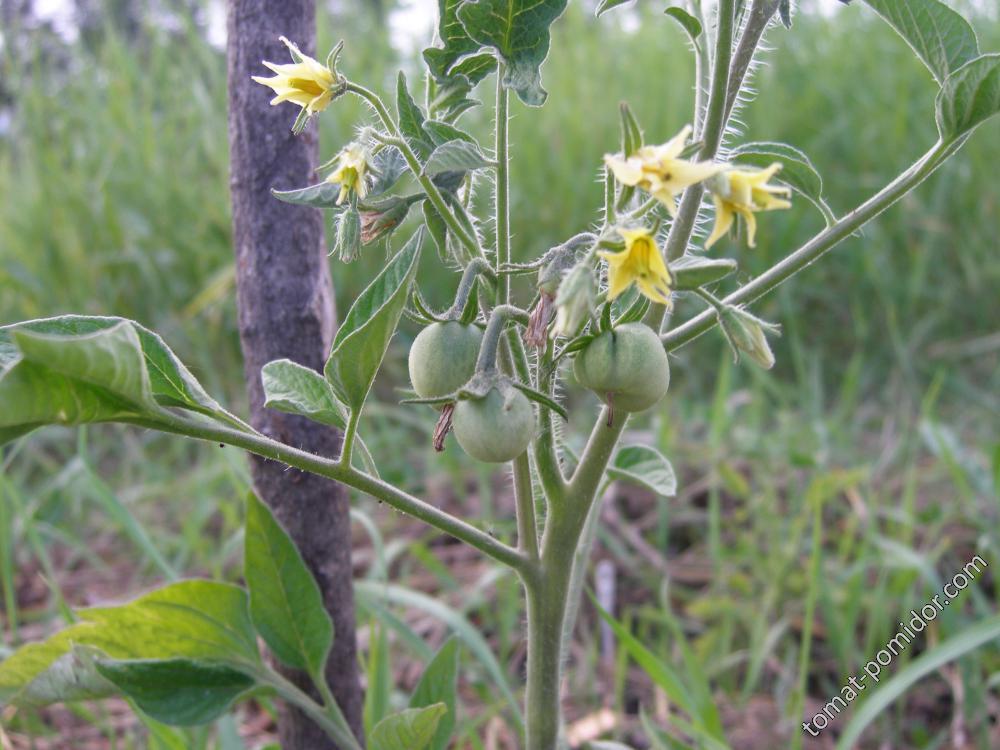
[{"x1": 225, "y1": 2, "x2": 364, "y2": 747}]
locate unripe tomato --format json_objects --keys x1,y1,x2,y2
[
  {"x1": 573, "y1": 322, "x2": 670, "y2": 412},
  {"x1": 453, "y1": 387, "x2": 534, "y2": 463},
  {"x1": 408, "y1": 322, "x2": 483, "y2": 400}
]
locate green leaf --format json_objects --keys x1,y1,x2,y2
[
  {"x1": 0, "y1": 641, "x2": 116, "y2": 708},
  {"x1": 409, "y1": 638, "x2": 459, "y2": 750},
  {"x1": 449, "y1": 53, "x2": 498, "y2": 86},
  {"x1": 0, "y1": 582, "x2": 259, "y2": 709},
  {"x1": 397, "y1": 72, "x2": 434, "y2": 158},
  {"x1": 595, "y1": 0, "x2": 633, "y2": 17},
  {"x1": 457, "y1": 0, "x2": 569, "y2": 106},
  {"x1": 422, "y1": 200, "x2": 451, "y2": 263},
  {"x1": 12, "y1": 322, "x2": 152, "y2": 406},
  {"x1": 271, "y1": 181, "x2": 342, "y2": 209},
  {"x1": 244, "y1": 493, "x2": 333, "y2": 677},
  {"x1": 664, "y1": 6, "x2": 702, "y2": 42},
  {"x1": 936, "y1": 54, "x2": 1000, "y2": 138},
  {"x1": 671, "y1": 256, "x2": 737, "y2": 291},
  {"x1": 607, "y1": 445, "x2": 677, "y2": 497},
  {"x1": 730, "y1": 141, "x2": 835, "y2": 224},
  {"x1": 370, "y1": 704, "x2": 448, "y2": 750},
  {"x1": 262, "y1": 359, "x2": 348, "y2": 430},
  {"x1": 95, "y1": 659, "x2": 255, "y2": 726},
  {"x1": 370, "y1": 147, "x2": 408, "y2": 197},
  {"x1": 325, "y1": 229, "x2": 424, "y2": 409},
  {"x1": 423, "y1": 0, "x2": 484, "y2": 81},
  {"x1": 423, "y1": 120, "x2": 477, "y2": 146},
  {"x1": 836, "y1": 615, "x2": 1000, "y2": 750},
  {"x1": 1, "y1": 316, "x2": 245, "y2": 433},
  {"x1": 423, "y1": 140, "x2": 492, "y2": 175},
  {"x1": 861, "y1": 0, "x2": 979, "y2": 85},
  {"x1": 79, "y1": 582, "x2": 260, "y2": 665}
]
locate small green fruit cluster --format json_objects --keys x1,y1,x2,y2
[{"x1": 408, "y1": 320, "x2": 669, "y2": 463}]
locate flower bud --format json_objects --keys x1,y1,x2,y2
[
  {"x1": 718, "y1": 306, "x2": 780, "y2": 369},
  {"x1": 551, "y1": 264, "x2": 597, "y2": 338},
  {"x1": 359, "y1": 196, "x2": 413, "y2": 245},
  {"x1": 335, "y1": 206, "x2": 361, "y2": 263},
  {"x1": 537, "y1": 245, "x2": 577, "y2": 297}
]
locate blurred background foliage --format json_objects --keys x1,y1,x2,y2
[{"x1": 0, "y1": 0, "x2": 998, "y2": 747}]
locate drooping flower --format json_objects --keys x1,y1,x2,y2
[
  {"x1": 252, "y1": 37, "x2": 345, "y2": 115},
  {"x1": 705, "y1": 163, "x2": 792, "y2": 249},
  {"x1": 604, "y1": 126, "x2": 724, "y2": 216},
  {"x1": 325, "y1": 143, "x2": 371, "y2": 205},
  {"x1": 598, "y1": 227, "x2": 672, "y2": 306}
]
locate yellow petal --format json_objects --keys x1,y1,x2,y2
[
  {"x1": 738, "y1": 207, "x2": 758, "y2": 248},
  {"x1": 636, "y1": 277, "x2": 672, "y2": 306},
  {"x1": 705, "y1": 195, "x2": 735, "y2": 250},
  {"x1": 605, "y1": 154, "x2": 644, "y2": 186},
  {"x1": 657, "y1": 125, "x2": 693, "y2": 160},
  {"x1": 605, "y1": 264, "x2": 634, "y2": 301}
]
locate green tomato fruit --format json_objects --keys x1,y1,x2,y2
[
  {"x1": 453, "y1": 387, "x2": 534, "y2": 463},
  {"x1": 408, "y1": 321, "x2": 483, "y2": 400},
  {"x1": 573, "y1": 322, "x2": 670, "y2": 412}
]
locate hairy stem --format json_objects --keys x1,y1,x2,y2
[
  {"x1": 513, "y1": 451, "x2": 540, "y2": 560},
  {"x1": 533, "y1": 339, "x2": 568, "y2": 501},
  {"x1": 347, "y1": 82, "x2": 483, "y2": 259},
  {"x1": 523, "y1": 407, "x2": 629, "y2": 750},
  {"x1": 496, "y1": 73, "x2": 511, "y2": 305},
  {"x1": 662, "y1": 138, "x2": 956, "y2": 352},
  {"x1": 157, "y1": 413, "x2": 531, "y2": 574},
  {"x1": 725, "y1": 0, "x2": 780, "y2": 123},
  {"x1": 661, "y1": 0, "x2": 736, "y2": 271}
]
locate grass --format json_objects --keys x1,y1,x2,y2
[{"x1": 1, "y1": 0, "x2": 998, "y2": 747}]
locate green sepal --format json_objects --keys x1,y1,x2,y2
[
  {"x1": 511, "y1": 381, "x2": 568, "y2": 421},
  {"x1": 619, "y1": 102, "x2": 643, "y2": 157},
  {"x1": 671, "y1": 256, "x2": 738, "y2": 291},
  {"x1": 613, "y1": 292, "x2": 650, "y2": 325}
]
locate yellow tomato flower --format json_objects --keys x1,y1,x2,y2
[
  {"x1": 598, "y1": 227, "x2": 672, "y2": 306},
  {"x1": 705, "y1": 163, "x2": 792, "y2": 249},
  {"x1": 325, "y1": 143, "x2": 371, "y2": 205},
  {"x1": 252, "y1": 37, "x2": 343, "y2": 115},
  {"x1": 604, "y1": 126, "x2": 724, "y2": 216}
]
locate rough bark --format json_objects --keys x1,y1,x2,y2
[{"x1": 226, "y1": 2, "x2": 363, "y2": 747}]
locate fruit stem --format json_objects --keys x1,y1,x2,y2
[
  {"x1": 476, "y1": 304, "x2": 528, "y2": 373},
  {"x1": 447, "y1": 257, "x2": 496, "y2": 319}
]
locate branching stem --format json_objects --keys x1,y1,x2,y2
[
  {"x1": 156, "y1": 413, "x2": 532, "y2": 576},
  {"x1": 663, "y1": 138, "x2": 957, "y2": 352},
  {"x1": 347, "y1": 82, "x2": 484, "y2": 259}
]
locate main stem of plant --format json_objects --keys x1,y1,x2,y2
[{"x1": 521, "y1": 406, "x2": 626, "y2": 750}]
